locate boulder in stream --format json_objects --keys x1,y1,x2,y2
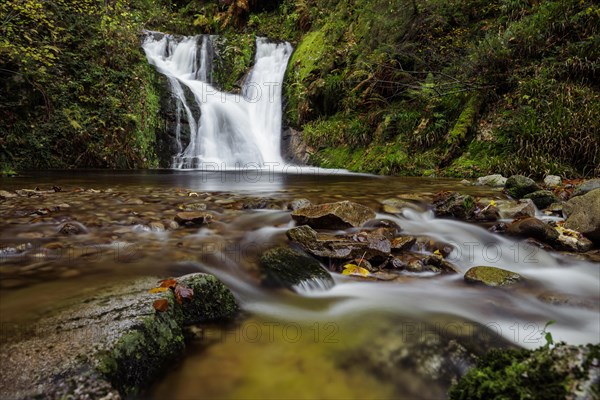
[
  {"x1": 505, "y1": 175, "x2": 540, "y2": 199},
  {"x1": 476, "y1": 174, "x2": 507, "y2": 187},
  {"x1": 0, "y1": 273, "x2": 238, "y2": 399},
  {"x1": 291, "y1": 200, "x2": 375, "y2": 229},
  {"x1": 259, "y1": 247, "x2": 334, "y2": 291},
  {"x1": 523, "y1": 190, "x2": 559, "y2": 210},
  {"x1": 506, "y1": 217, "x2": 559, "y2": 244},
  {"x1": 433, "y1": 192, "x2": 475, "y2": 220},
  {"x1": 572, "y1": 178, "x2": 600, "y2": 197},
  {"x1": 464, "y1": 266, "x2": 522, "y2": 287},
  {"x1": 563, "y1": 189, "x2": 600, "y2": 243},
  {"x1": 174, "y1": 211, "x2": 214, "y2": 226}
]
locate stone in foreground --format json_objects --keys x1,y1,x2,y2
[
  {"x1": 0, "y1": 273, "x2": 238, "y2": 399},
  {"x1": 464, "y1": 266, "x2": 522, "y2": 287},
  {"x1": 291, "y1": 200, "x2": 375, "y2": 229},
  {"x1": 259, "y1": 247, "x2": 334, "y2": 291}
]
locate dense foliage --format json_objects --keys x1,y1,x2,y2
[{"x1": 1, "y1": 0, "x2": 598, "y2": 177}]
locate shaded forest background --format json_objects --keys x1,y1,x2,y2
[{"x1": 1, "y1": 0, "x2": 598, "y2": 177}]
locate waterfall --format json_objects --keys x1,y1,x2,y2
[{"x1": 142, "y1": 32, "x2": 293, "y2": 169}]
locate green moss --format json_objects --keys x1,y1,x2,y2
[
  {"x1": 449, "y1": 343, "x2": 600, "y2": 400},
  {"x1": 212, "y1": 34, "x2": 256, "y2": 92},
  {"x1": 259, "y1": 247, "x2": 334, "y2": 290}
]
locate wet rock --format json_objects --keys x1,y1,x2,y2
[
  {"x1": 259, "y1": 247, "x2": 334, "y2": 291},
  {"x1": 380, "y1": 198, "x2": 425, "y2": 214},
  {"x1": 123, "y1": 198, "x2": 144, "y2": 205},
  {"x1": 476, "y1": 174, "x2": 507, "y2": 187},
  {"x1": 473, "y1": 204, "x2": 500, "y2": 222},
  {"x1": 555, "y1": 227, "x2": 594, "y2": 253},
  {"x1": 291, "y1": 201, "x2": 375, "y2": 229},
  {"x1": 237, "y1": 198, "x2": 283, "y2": 210},
  {"x1": 507, "y1": 217, "x2": 559, "y2": 244},
  {"x1": 433, "y1": 192, "x2": 475, "y2": 220},
  {"x1": 59, "y1": 222, "x2": 87, "y2": 235},
  {"x1": 179, "y1": 202, "x2": 207, "y2": 211},
  {"x1": 572, "y1": 178, "x2": 600, "y2": 197},
  {"x1": 167, "y1": 220, "x2": 180, "y2": 230},
  {"x1": 148, "y1": 221, "x2": 165, "y2": 232},
  {"x1": 497, "y1": 199, "x2": 536, "y2": 219},
  {"x1": 464, "y1": 266, "x2": 522, "y2": 287},
  {"x1": 391, "y1": 236, "x2": 417, "y2": 251},
  {"x1": 423, "y1": 254, "x2": 460, "y2": 274},
  {"x1": 287, "y1": 198, "x2": 311, "y2": 211},
  {"x1": 174, "y1": 212, "x2": 213, "y2": 227},
  {"x1": 363, "y1": 219, "x2": 402, "y2": 235},
  {"x1": 563, "y1": 189, "x2": 600, "y2": 243},
  {"x1": 0, "y1": 190, "x2": 17, "y2": 198},
  {"x1": 505, "y1": 175, "x2": 541, "y2": 199},
  {"x1": 523, "y1": 190, "x2": 559, "y2": 209},
  {"x1": 286, "y1": 225, "x2": 391, "y2": 260},
  {"x1": 0, "y1": 273, "x2": 238, "y2": 399},
  {"x1": 543, "y1": 175, "x2": 562, "y2": 188}
]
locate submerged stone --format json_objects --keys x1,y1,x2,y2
[
  {"x1": 291, "y1": 200, "x2": 375, "y2": 229},
  {"x1": 464, "y1": 266, "x2": 522, "y2": 287}
]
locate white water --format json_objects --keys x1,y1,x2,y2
[{"x1": 142, "y1": 32, "x2": 293, "y2": 169}]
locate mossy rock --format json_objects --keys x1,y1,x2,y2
[
  {"x1": 0, "y1": 273, "x2": 238, "y2": 399},
  {"x1": 523, "y1": 190, "x2": 560, "y2": 209},
  {"x1": 259, "y1": 247, "x2": 334, "y2": 291},
  {"x1": 464, "y1": 266, "x2": 522, "y2": 287},
  {"x1": 505, "y1": 175, "x2": 541, "y2": 199},
  {"x1": 449, "y1": 343, "x2": 600, "y2": 400}
]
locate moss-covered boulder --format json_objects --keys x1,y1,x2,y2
[
  {"x1": 259, "y1": 247, "x2": 334, "y2": 291},
  {"x1": 464, "y1": 266, "x2": 522, "y2": 287},
  {"x1": 291, "y1": 201, "x2": 376, "y2": 229},
  {"x1": 523, "y1": 190, "x2": 560, "y2": 210},
  {"x1": 505, "y1": 175, "x2": 541, "y2": 199},
  {"x1": 449, "y1": 343, "x2": 600, "y2": 400},
  {"x1": 0, "y1": 273, "x2": 238, "y2": 399}
]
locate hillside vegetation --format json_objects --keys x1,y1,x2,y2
[{"x1": 1, "y1": 0, "x2": 598, "y2": 177}]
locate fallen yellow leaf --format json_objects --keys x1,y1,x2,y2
[
  {"x1": 149, "y1": 287, "x2": 169, "y2": 294},
  {"x1": 342, "y1": 264, "x2": 370, "y2": 277}
]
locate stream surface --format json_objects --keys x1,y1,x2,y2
[{"x1": 1, "y1": 169, "x2": 599, "y2": 399}]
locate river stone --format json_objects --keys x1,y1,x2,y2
[
  {"x1": 259, "y1": 247, "x2": 334, "y2": 291},
  {"x1": 523, "y1": 190, "x2": 560, "y2": 210},
  {"x1": 572, "y1": 178, "x2": 600, "y2": 197},
  {"x1": 380, "y1": 198, "x2": 425, "y2": 214},
  {"x1": 505, "y1": 175, "x2": 541, "y2": 199},
  {"x1": 287, "y1": 198, "x2": 311, "y2": 211},
  {"x1": 556, "y1": 231, "x2": 593, "y2": 253},
  {"x1": 174, "y1": 211, "x2": 213, "y2": 226},
  {"x1": 391, "y1": 236, "x2": 417, "y2": 251},
  {"x1": 464, "y1": 266, "x2": 522, "y2": 287},
  {"x1": 563, "y1": 189, "x2": 600, "y2": 243},
  {"x1": 433, "y1": 192, "x2": 475, "y2": 220},
  {"x1": 291, "y1": 201, "x2": 375, "y2": 229},
  {"x1": 497, "y1": 199, "x2": 536, "y2": 219},
  {"x1": 286, "y1": 225, "x2": 392, "y2": 260},
  {"x1": 544, "y1": 175, "x2": 562, "y2": 188},
  {"x1": 507, "y1": 217, "x2": 559, "y2": 244},
  {"x1": 476, "y1": 174, "x2": 507, "y2": 187},
  {"x1": 0, "y1": 273, "x2": 238, "y2": 399}
]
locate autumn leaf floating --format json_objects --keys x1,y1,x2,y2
[
  {"x1": 149, "y1": 278, "x2": 194, "y2": 312},
  {"x1": 342, "y1": 264, "x2": 370, "y2": 277}
]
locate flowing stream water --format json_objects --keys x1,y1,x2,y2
[
  {"x1": 1, "y1": 171, "x2": 598, "y2": 398},
  {"x1": 0, "y1": 32, "x2": 598, "y2": 399}
]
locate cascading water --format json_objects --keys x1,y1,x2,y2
[{"x1": 142, "y1": 32, "x2": 293, "y2": 169}]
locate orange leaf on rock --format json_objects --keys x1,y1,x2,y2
[
  {"x1": 174, "y1": 283, "x2": 194, "y2": 305},
  {"x1": 153, "y1": 299, "x2": 169, "y2": 312},
  {"x1": 158, "y1": 278, "x2": 177, "y2": 289}
]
